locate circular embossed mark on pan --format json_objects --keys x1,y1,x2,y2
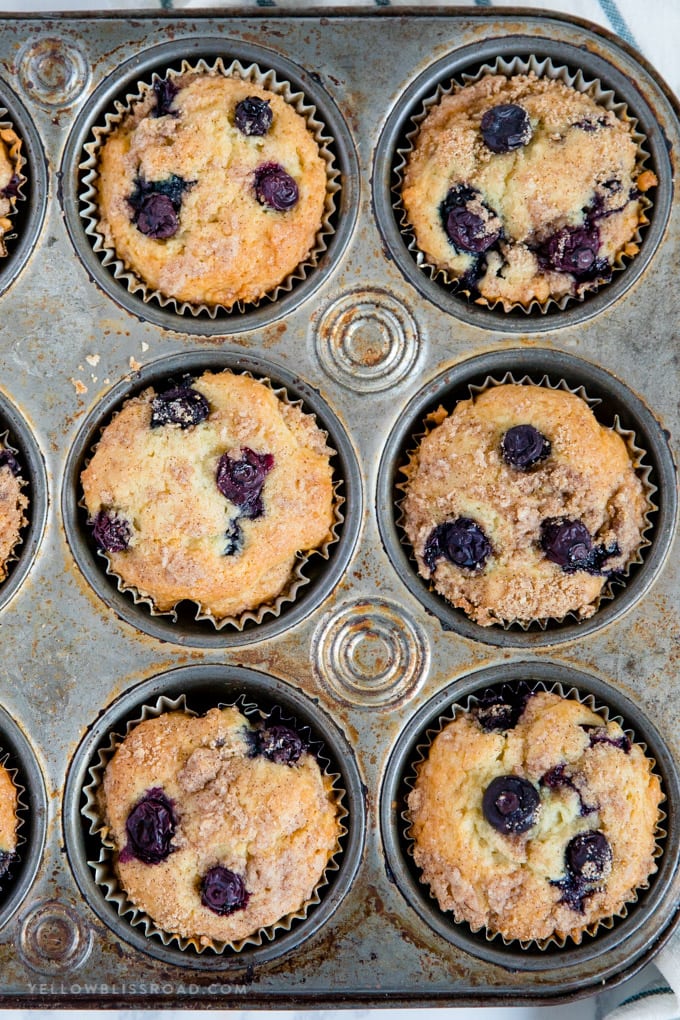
[
  {"x1": 60, "y1": 39, "x2": 358, "y2": 336},
  {"x1": 62, "y1": 350, "x2": 361, "y2": 648},
  {"x1": 372, "y1": 36, "x2": 673, "y2": 331},
  {"x1": 63, "y1": 664, "x2": 365, "y2": 969},
  {"x1": 380, "y1": 662, "x2": 680, "y2": 978},
  {"x1": 0, "y1": 390, "x2": 48, "y2": 614},
  {"x1": 0, "y1": 704, "x2": 48, "y2": 932},
  {"x1": 376, "y1": 348, "x2": 676, "y2": 648},
  {"x1": 0, "y1": 78, "x2": 47, "y2": 299}
]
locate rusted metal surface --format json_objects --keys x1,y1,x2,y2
[{"x1": 0, "y1": 6, "x2": 676, "y2": 1007}]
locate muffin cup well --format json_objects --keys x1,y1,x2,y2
[
  {"x1": 0, "y1": 751, "x2": 26, "y2": 895},
  {"x1": 0, "y1": 117, "x2": 26, "y2": 259},
  {"x1": 0, "y1": 428, "x2": 29, "y2": 585},
  {"x1": 396, "y1": 371, "x2": 656, "y2": 632},
  {"x1": 78, "y1": 56, "x2": 340, "y2": 319},
  {"x1": 63, "y1": 351, "x2": 361, "y2": 649},
  {"x1": 65, "y1": 665, "x2": 364, "y2": 969},
  {"x1": 376, "y1": 348, "x2": 676, "y2": 648},
  {"x1": 380, "y1": 661, "x2": 680, "y2": 972},
  {"x1": 403, "y1": 679, "x2": 665, "y2": 950}
]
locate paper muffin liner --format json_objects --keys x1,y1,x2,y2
[
  {"x1": 78, "y1": 56, "x2": 340, "y2": 318},
  {"x1": 396, "y1": 371, "x2": 657, "y2": 631},
  {"x1": 0, "y1": 113, "x2": 26, "y2": 260},
  {"x1": 79, "y1": 368, "x2": 344, "y2": 631},
  {"x1": 0, "y1": 428, "x2": 29, "y2": 586},
  {"x1": 0, "y1": 749, "x2": 28, "y2": 894},
  {"x1": 81, "y1": 693, "x2": 348, "y2": 954},
  {"x1": 402, "y1": 679, "x2": 667, "y2": 950},
  {"x1": 393, "y1": 54, "x2": 656, "y2": 315}
]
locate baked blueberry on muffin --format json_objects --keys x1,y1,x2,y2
[
  {"x1": 402, "y1": 383, "x2": 647, "y2": 626},
  {"x1": 407, "y1": 687, "x2": 663, "y2": 943},
  {"x1": 98, "y1": 706, "x2": 341, "y2": 943},
  {"x1": 0, "y1": 442, "x2": 28, "y2": 583},
  {"x1": 95, "y1": 72, "x2": 328, "y2": 307},
  {"x1": 0, "y1": 128, "x2": 23, "y2": 259},
  {"x1": 0, "y1": 759, "x2": 18, "y2": 883},
  {"x1": 401, "y1": 73, "x2": 657, "y2": 308},
  {"x1": 80, "y1": 369, "x2": 335, "y2": 622}
]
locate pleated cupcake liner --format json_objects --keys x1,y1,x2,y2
[
  {"x1": 0, "y1": 749, "x2": 28, "y2": 894},
  {"x1": 78, "y1": 56, "x2": 340, "y2": 317},
  {"x1": 81, "y1": 692, "x2": 348, "y2": 954},
  {"x1": 79, "y1": 368, "x2": 344, "y2": 631},
  {"x1": 402, "y1": 678, "x2": 666, "y2": 950},
  {"x1": 393, "y1": 54, "x2": 655, "y2": 315},
  {"x1": 396, "y1": 370, "x2": 657, "y2": 630}
]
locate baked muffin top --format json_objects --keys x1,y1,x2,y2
[
  {"x1": 402, "y1": 384, "x2": 647, "y2": 626},
  {"x1": 0, "y1": 444, "x2": 27, "y2": 584},
  {"x1": 401, "y1": 74, "x2": 656, "y2": 308},
  {"x1": 99, "y1": 706, "x2": 341, "y2": 944},
  {"x1": 96, "y1": 73, "x2": 328, "y2": 307},
  {"x1": 0, "y1": 760, "x2": 18, "y2": 880},
  {"x1": 407, "y1": 688, "x2": 663, "y2": 943},
  {"x1": 81, "y1": 369, "x2": 335, "y2": 621}
]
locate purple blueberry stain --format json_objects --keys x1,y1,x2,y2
[
  {"x1": 153, "y1": 77, "x2": 179, "y2": 118},
  {"x1": 472, "y1": 683, "x2": 533, "y2": 733},
  {"x1": 235, "y1": 96, "x2": 273, "y2": 136},
  {"x1": 0, "y1": 449, "x2": 21, "y2": 476},
  {"x1": 150, "y1": 381, "x2": 210, "y2": 429},
  {"x1": 254, "y1": 162, "x2": 299, "y2": 211},
  {"x1": 127, "y1": 174, "x2": 194, "y2": 240},
  {"x1": 501, "y1": 424, "x2": 551, "y2": 471},
  {"x1": 482, "y1": 775, "x2": 540, "y2": 835},
  {"x1": 223, "y1": 518, "x2": 243, "y2": 557},
  {"x1": 540, "y1": 763, "x2": 597, "y2": 817},
  {"x1": 91, "y1": 510, "x2": 131, "y2": 553},
  {"x1": 481, "y1": 103, "x2": 532, "y2": 153},
  {"x1": 424, "y1": 517, "x2": 492, "y2": 573},
  {"x1": 201, "y1": 866, "x2": 250, "y2": 916},
  {"x1": 581, "y1": 724, "x2": 631, "y2": 754},
  {"x1": 439, "y1": 184, "x2": 501, "y2": 254},
  {"x1": 0, "y1": 849, "x2": 16, "y2": 880},
  {"x1": 123, "y1": 788, "x2": 176, "y2": 865},
  {"x1": 1, "y1": 173, "x2": 21, "y2": 200},
  {"x1": 540, "y1": 518, "x2": 620, "y2": 575},
  {"x1": 216, "y1": 447, "x2": 274, "y2": 519}
]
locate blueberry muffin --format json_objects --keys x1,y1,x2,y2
[
  {"x1": 401, "y1": 73, "x2": 657, "y2": 308},
  {"x1": 0, "y1": 127, "x2": 22, "y2": 259},
  {"x1": 0, "y1": 443, "x2": 28, "y2": 583},
  {"x1": 96, "y1": 72, "x2": 327, "y2": 307},
  {"x1": 80, "y1": 370, "x2": 335, "y2": 621},
  {"x1": 402, "y1": 384, "x2": 647, "y2": 626},
  {"x1": 407, "y1": 687, "x2": 663, "y2": 943},
  {"x1": 99, "y1": 706, "x2": 341, "y2": 944},
  {"x1": 0, "y1": 760, "x2": 18, "y2": 882}
]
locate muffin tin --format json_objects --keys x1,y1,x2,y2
[{"x1": 0, "y1": 7, "x2": 678, "y2": 1008}]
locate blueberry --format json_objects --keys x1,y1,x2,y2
[
  {"x1": 482, "y1": 775, "x2": 540, "y2": 835},
  {"x1": 540, "y1": 518, "x2": 620, "y2": 575},
  {"x1": 254, "y1": 163, "x2": 299, "y2": 211},
  {"x1": 124, "y1": 788, "x2": 176, "y2": 864},
  {"x1": 481, "y1": 103, "x2": 532, "y2": 153},
  {"x1": 153, "y1": 77, "x2": 178, "y2": 118},
  {"x1": 472, "y1": 683, "x2": 533, "y2": 733},
  {"x1": 223, "y1": 518, "x2": 243, "y2": 557},
  {"x1": 235, "y1": 96, "x2": 273, "y2": 136},
  {"x1": 216, "y1": 447, "x2": 274, "y2": 519},
  {"x1": 581, "y1": 724, "x2": 631, "y2": 754},
  {"x1": 572, "y1": 116, "x2": 610, "y2": 132},
  {"x1": 423, "y1": 518, "x2": 491, "y2": 573},
  {"x1": 501, "y1": 424, "x2": 551, "y2": 470},
  {"x1": 566, "y1": 830, "x2": 612, "y2": 882},
  {"x1": 200, "y1": 866, "x2": 250, "y2": 916},
  {"x1": 255, "y1": 724, "x2": 307, "y2": 765},
  {"x1": 0, "y1": 449, "x2": 21, "y2": 476},
  {"x1": 541, "y1": 224, "x2": 601, "y2": 276},
  {"x1": 439, "y1": 184, "x2": 500, "y2": 254},
  {"x1": 1, "y1": 173, "x2": 21, "y2": 200},
  {"x1": 135, "y1": 194, "x2": 179, "y2": 239},
  {"x1": 150, "y1": 382, "x2": 209, "y2": 429},
  {"x1": 91, "y1": 510, "x2": 131, "y2": 553}
]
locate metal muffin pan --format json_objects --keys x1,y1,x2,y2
[{"x1": 0, "y1": 6, "x2": 677, "y2": 1008}]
